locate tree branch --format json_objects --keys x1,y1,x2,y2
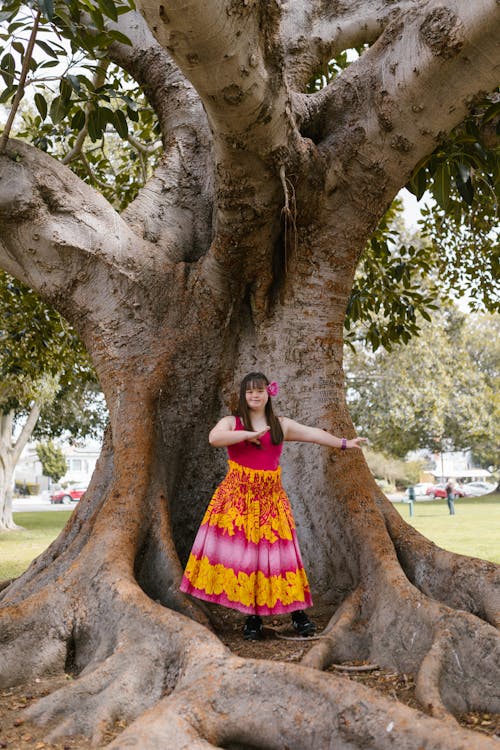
[
  {"x1": 11, "y1": 402, "x2": 41, "y2": 466},
  {"x1": 299, "y1": 0, "x2": 500, "y2": 231},
  {"x1": 0, "y1": 141, "x2": 173, "y2": 351},
  {"x1": 281, "y1": 0, "x2": 418, "y2": 88}
]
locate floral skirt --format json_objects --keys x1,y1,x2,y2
[{"x1": 180, "y1": 460, "x2": 313, "y2": 615}]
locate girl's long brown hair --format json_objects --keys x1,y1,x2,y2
[{"x1": 237, "y1": 372, "x2": 284, "y2": 445}]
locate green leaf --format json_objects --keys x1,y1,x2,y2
[
  {"x1": 71, "y1": 108, "x2": 86, "y2": 131},
  {"x1": 455, "y1": 171, "x2": 474, "y2": 206},
  {"x1": 0, "y1": 85, "x2": 15, "y2": 103},
  {"x1": 482, "y1": 101, "x2": 500, "y2": 125},
  {"x1": 0, "y1": 52, "x2": 16, "y2": 86},
  {"x1": 97, "y1": 0, "x2": 119, "y2": 22},
  {"x1": 49, "y1": 95, "x2": 68, "y2": 124},
  {"x1": 59, "y1": 77, "x2": 73, "y2": 103},
  {"x1": 108, "y1": 29, "x2": 133, "y2": 46},
  {"x1": 67, "y1": 74, "x2": 81, "y2": 93},
  {"x1": 37, "y1": 0, "x2": 55, "y2": 21},
  {"x1": 35, "y1": 38, "x2": 60, "y2": 58},
  {"x1": 432, "y1": 162, "x2": 451, "y2": 210},
  {"x1": 113, "y1": 108, "x2": 128, "y2": 138},
  {"x1": 34, "y1": 91, "x2": 48, "y2": 119}
]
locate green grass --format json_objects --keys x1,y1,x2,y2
[
  {"x1": 0, "y1": 511, "x2": 72, "y2": 580},
  {"x1": 395, "y1": 493, "x2": 500, "y2": 564},
  {"x1": 1, "y1": 497, "x2": 499, "y2": 582}
]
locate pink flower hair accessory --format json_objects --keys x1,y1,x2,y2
[{"x1": 266, "y1": 381, "x2": 279, "y2": 397}]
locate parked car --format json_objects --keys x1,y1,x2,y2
[
  {"x1": 405, "y1": 483, "x2": 433, "y2": 498},
  {"x1": 50, "y1": 486, "x2": 87, "y2": 504},
  {"x1": 462, "y1": 481, "x2": 496, "y2": 496},
  {"x1": 425, "y1": 483, "x2": 466, "y2": 499}
]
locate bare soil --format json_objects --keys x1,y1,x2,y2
[{"x1": 1, "y1": 605, "x2": 498, "y2": 749}]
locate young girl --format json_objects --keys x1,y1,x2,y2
[{"x1": 180, "y1": 372, "x2": 367, "y2": 640}]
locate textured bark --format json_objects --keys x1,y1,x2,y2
[
  {"x1": 0, "y1": 405, "x2": 41, "y2": 530},
  {"x1": 0, "y1": 0, "x2": 499, "y2": 747}
]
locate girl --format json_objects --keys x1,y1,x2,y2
[{"x1": 180, "y1": 372, "x2": 367, "y2": 640}]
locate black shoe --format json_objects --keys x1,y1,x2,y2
[
  {"x1": 291, "y1": 610, "x2": 316, "y2": 637},
  {"x1": 243, "y1": 615, "x2": 263, "y2": 641}
]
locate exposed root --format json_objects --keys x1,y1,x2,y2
[
  {"x1": 0, "y1": 593, "x2": 71, "y2": 687},
  {"x1": 105, "y1": 656, "x2": 500, "y2": 750},
  {"x1": 415, "y1": 628, "x2": 458, "y2": 722},
  {"x1": 301, "y1": 586, "x2": 363, "y2": 669}
]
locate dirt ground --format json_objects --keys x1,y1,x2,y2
[{"x1": 1, "y1": 605, "x2": 498, "y2": 749}]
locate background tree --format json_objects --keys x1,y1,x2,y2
[
  {"x1": 0, "y1": 270, "x2": 106, "y2": 530},
  {"x1": 0, "y1": 2, "x2": 500, "y2": 749},
  {"x1": 345, "y1": 308, "x2": 500, "y2": 463},
  {"x1": 35, "y1": 440, "x2": 67, "y2": 484}
]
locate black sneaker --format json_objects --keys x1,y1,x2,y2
[
  {"x1": 291, "y1": 610, "x2": 316, "y2": 637},
  {"x1": 243, "y1": 615, "x2": 263, "y2": 640}
]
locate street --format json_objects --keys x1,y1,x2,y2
[{"x1": 12, "y1": 495, "x2": 76, "y2": 513}]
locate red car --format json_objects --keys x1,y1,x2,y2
[
  {"x1": 425, "y1": 483, "x2": 465, "y2": 499},
  {"x1": 50, "y1": 486, "x2": 87, "y2": 504}
]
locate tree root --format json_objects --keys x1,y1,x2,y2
[
  {"x1": 104, "y1": 656, "x2": 499, "y2": 750},
  {"x1": 415, "y1": 628, "x2": 458, "y2": 722},
  {"x1": 301, "y1": 586, "x2": 363, "y2": 669}
]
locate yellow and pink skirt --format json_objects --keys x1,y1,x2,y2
[{"x1": 180, "y1": 460, "x2": 312, "y2": 615}]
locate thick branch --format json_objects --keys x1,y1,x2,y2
[
  {"x1": 101, "y1": 11, "x2": 215, "y2": 256},
  {"x1": 0, "y1": 141, "x2": 174, "y2": 357},
  {"x1": 299, "y1": 0, "x2": 500, "y2": 229},
  {"x1": 281, "y1": 0, "x2": 418, "y2": 88}
]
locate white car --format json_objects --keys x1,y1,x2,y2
[
  {"x1": 405, "y1": 483, "x2": 433, "y2": 498},
  {"x1": 463, "y1": 481, "x2": 496, "y2": 496}
]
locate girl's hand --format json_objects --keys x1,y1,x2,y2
[
  {"x1": 348, "y1": 437, "x2": 368, "y2": 449},
  {"x1": 248, "y1": 426, "x2": 270, "y2": 445}
]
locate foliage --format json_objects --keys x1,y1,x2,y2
[
  {"x1": 345, "y1": 308, "x2": 500, "y2": 464},
  {"x1": 0, "y1": 269, "x2": 107, "y2": 439},
  {"x1": 364, "y1": 448, "x2": 423, "y2": 489},
  {"x1": 0, "y1": 0, "x2": 161, "y2": 209},
  {"x1": 344, "y1": 203, "x2": 440, "y2": 351},
  {"x1": 35, "y1": 440, "x2": 67, "y2": 482}
]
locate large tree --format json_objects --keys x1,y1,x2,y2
[{"x1": 0, "y1": 2, "x2": 499, "y2": 749}]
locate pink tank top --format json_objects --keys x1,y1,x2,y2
[{"x1": 227, "y1": 416, "x2": 283, "y2": 470}]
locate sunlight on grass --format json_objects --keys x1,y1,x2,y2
[
  {"x1": 0, "y1": 511, "x2": 72, "y2": 580},
  {"x1": 1, "y1": 498, "x2": 499, "y2": 582},
  {"x1": 394, "y1": 494, "x2": 500, "y2": 564}
]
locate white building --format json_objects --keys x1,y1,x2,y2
[{"x1": 15, "y1": 440, "x2": 101, "y2": 492}]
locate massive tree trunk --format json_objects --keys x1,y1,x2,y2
[{"x1": 0, "y1": 0, "x2": 499, "y2": 747}]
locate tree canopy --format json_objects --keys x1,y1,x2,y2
[{"x1": 345, "y1": 307, "x2": 500, "y2": 466}]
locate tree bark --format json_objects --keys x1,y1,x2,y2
[
  {"x1": 0, "y1": 405, "x2": 41, "y2": 530},
  {"x1": 0, "y1": 0, "x2": 499, "y2": 747}
]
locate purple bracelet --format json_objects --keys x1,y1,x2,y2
[{"x1": 341, "y1": 438, "x2": 347, "y2": 450}]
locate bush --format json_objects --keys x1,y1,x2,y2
[{"x1": 14, "y1": 481, "x2": 40, "y2": 496}]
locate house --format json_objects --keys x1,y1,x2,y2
[{"x1": 15, "y1": 441, "x2": 101, "y2": 492}]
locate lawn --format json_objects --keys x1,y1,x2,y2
[
  {"x1": 0, "y1": 511, "x2": 72, "y2": 580},
  {"x1": 394, "y1": 493, "x2": 500, "y2": 564},
  {"x1": 1, "y1": 497, "x2": 499, "y2": 582}
]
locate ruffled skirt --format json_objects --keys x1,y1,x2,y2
[{"x1": 180, "y1": 460, "x2": 313, "y2": 615}]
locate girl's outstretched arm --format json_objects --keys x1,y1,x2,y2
[
  {"x1": 281, "y1": 417, "x2": 367, "y2": 449},
  {"x1": 209, "y1": 416, "x2": 270, "y2": 447}
]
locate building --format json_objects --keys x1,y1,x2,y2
[{"x1": 15, "y1": 441, "x2": 101, "y2": 492}]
